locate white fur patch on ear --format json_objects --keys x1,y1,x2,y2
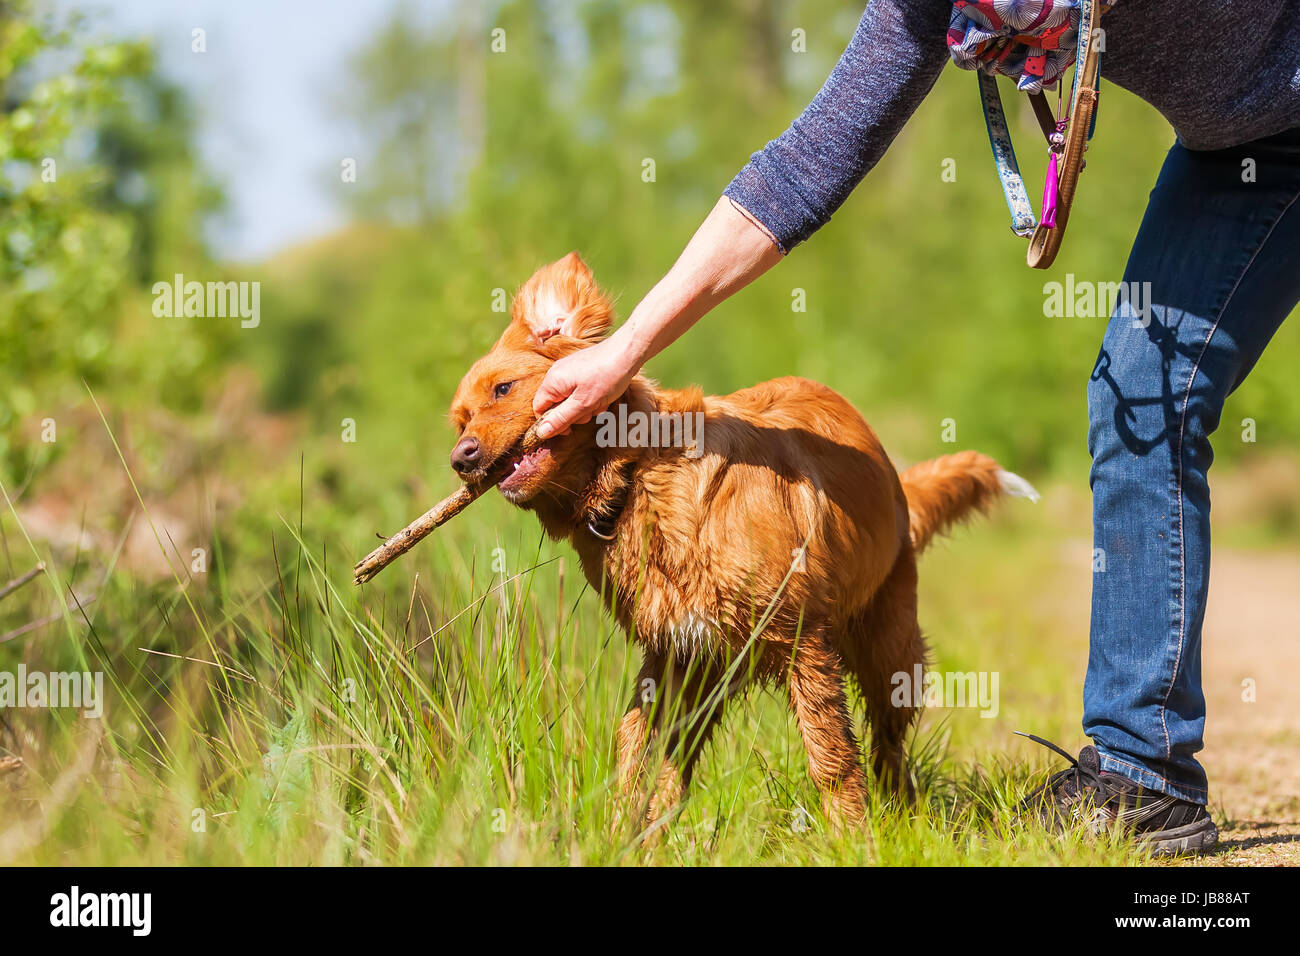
[
  {"x1": 530, "y1": 287, "x2": 574, "y2": 342},
  {"x1": 513, "y1": 253, "x2": 608, "y2": 344}
]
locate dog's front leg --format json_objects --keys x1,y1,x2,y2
[
  {"x1": 613, "y1": 651, "x2": 665, "y2": 838},
  {"x1": 614, "y1": 651, "x2": 727, "y2": 843}
]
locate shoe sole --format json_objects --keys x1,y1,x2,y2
[{"x1": 1140, "y1": 816, "x2": 1219, "y2": 857}]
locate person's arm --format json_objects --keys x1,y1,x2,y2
[
  {"x1": 533, "y1": 196, "x2": 780, "y2": 439},
  {"x1": 534, "y1": 0, "x2": 950, "y2": 439}
]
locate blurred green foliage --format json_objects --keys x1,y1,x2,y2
[
  {"x1": 0, "y1": 0, "x2": 224, "y2": 476},
  {"x1": 7, "y1": 0, "x2": 1297, "y2": 503},
  {"x1": 275, "y1": 0, "x2": 1299, "y2": 501}
]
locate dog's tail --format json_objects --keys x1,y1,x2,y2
[{"x1": 899, "y1": 451, "x2": 1039, "y2": 554}]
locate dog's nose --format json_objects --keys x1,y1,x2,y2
[{"x1": 450, "y1": 436, "x2": 482, "y2": 474}]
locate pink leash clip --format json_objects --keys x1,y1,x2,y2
[
  {"x1": 1041, "y1": 120, "x2": 1068, "y2": 229},
  {"x1": 1041, "y1": 149, "x2": 1060, "y2": 229}
]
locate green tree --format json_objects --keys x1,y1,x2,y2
[{"x1": 1, "y1": 1, "x2": 223, "y2": 473}]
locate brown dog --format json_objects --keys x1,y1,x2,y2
[{"x1": 449, "y1": 252, "x2": 1037, "y2": 828}]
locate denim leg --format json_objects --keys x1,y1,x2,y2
[{"x1": 1084, "y1": 128, "x2": 1300, "y2": 803}]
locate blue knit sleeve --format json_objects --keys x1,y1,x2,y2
[{"x1": 723, "y1": 1, "x2": 952, "y2": 252}]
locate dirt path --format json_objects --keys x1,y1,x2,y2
[{"x1": 1193, "y1": 549, "x2": 1300, "y2": 866}]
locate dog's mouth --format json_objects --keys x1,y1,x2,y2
[{"x1": 496, "y1": 443, "x2": 553, "y2": 495}]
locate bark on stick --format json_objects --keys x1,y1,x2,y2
[{"x1": 353, "y1": 425, "x2": 542, "y2": 585}]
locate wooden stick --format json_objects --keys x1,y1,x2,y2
[{"x1": 353, "y1": 425, "x2": 543, "y2": 585}]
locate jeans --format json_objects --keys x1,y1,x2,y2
[{"x1": 1084, "y1": 126, "x2": 1300, "y2": 804}]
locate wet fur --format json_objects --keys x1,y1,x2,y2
[{"x1": 449, "y1": 253, "x2": 1031, "y2": 830}]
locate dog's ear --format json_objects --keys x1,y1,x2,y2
[{"x1": 507, "y1": 251, "x2": 613, "y2": 347}]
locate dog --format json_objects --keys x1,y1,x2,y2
[{"x1": 449, "y1": 252, "x2": 1037, "y2": 828}]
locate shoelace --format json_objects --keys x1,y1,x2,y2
[{"x1": 1014, "y1": 731, "x2": 1107, "y2": 811}]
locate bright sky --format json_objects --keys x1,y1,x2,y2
[{"x1": 62, "y1": 0, "x2": 451, "y2": 262}]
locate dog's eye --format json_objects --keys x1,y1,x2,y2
[{"x1": 493, "y1": 381, "x2": 514, "y2": 399}]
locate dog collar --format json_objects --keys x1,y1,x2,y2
[{"x1": 582, "y1": 460, "x2": 636, "y2": 543}]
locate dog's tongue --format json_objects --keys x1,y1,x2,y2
[{"x1": 498, "y1": 446, "x2": 549, "y2": 490}]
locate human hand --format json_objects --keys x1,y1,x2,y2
[{"x1": 532, "y1": 334, "x2": 641, "y2": 439}]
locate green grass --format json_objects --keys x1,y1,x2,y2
[
  {"x1": 3, "y1": 0, "x2": 1293, "y2": 867},
  {"x1": 0, "y1": 428, "x2": 1184, "y2": 867}
]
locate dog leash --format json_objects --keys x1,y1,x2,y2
[{"x1": 968, "y1": 0, "x2": 1105, "y2": 269}]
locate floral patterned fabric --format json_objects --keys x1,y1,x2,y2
[{"x1": 946, "y1": 0, "x2": 1112, "y2": 94}]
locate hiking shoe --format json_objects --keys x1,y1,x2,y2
[{"x1": 1014, "y1": 733, "x2": 1219, "y2": 856}]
